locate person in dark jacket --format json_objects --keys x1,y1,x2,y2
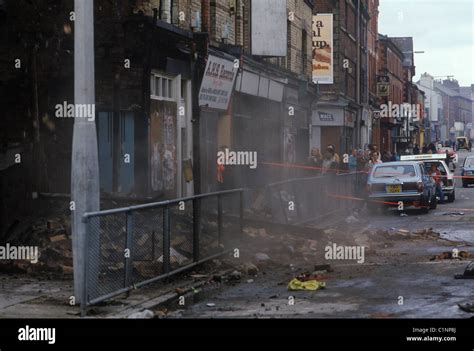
[
  {"x1": 422, "y1": 143, "x2": 428, "y2": 154},
  {"x1": 413, "y1": 144, "x2": 420, "y2": 155}
]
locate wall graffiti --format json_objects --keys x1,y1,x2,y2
[{"x1": 150, "y1": 100, "x2": 177, "y2": 195}]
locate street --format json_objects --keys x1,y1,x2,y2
[{"x1": 160, "y1": 151, "x2": 474, "y2": 318}]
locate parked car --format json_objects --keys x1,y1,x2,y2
[
  {"x1": 461, "y1": 156, "x2": 474, "y2": 187},
  {"x1": 366, "y1": 161, "x2": 437, "y2": 213},
  {"x1": 400, "y1": 154, "x2": 455, "y2": 202},
  {"x1": 457, "y1": 136, "x2": 470, "y2": 151}
]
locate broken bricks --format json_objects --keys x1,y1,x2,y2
[
  {"x1": 430, "y1": 251, "x2": 473, "y2": 261},
  {"x1": 242, "y1": 262, "x2": 259, "y2": 276}
]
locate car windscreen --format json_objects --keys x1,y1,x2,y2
[
  {"x1": 464, "y1": 158, "x2": 474, "y2": 167},
  {"x1": 423, "y1": 162, "x2": 446, "y2": 175},
  {"x1": 373, "y1": 165, "x2": 416, "y2": 178}
]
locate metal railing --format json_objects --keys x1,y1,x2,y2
[
  {"x1": 264, "y1": 172, "x2": 365, "y2": 225},
  {"x1": 80, "y1": 189, "x2": 244, "y2": 316}
]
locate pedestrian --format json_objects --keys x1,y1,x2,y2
[
  {"x1": 356, "y1": 149, "x2": 366, "y2": 171},
  {"x1": 308, "y1": 147, "x2": 322, "y2": 167},
  {"x1": 413, "y1": 144, "x2": 420, "y2": 155},
  {"x1": 321, "y1": 146, "x2": 339, "y2": 174},
  {"x1": 348, "y1": 148, "x2": 358, "y2": 173},
  {"x1": 422, "y1": 143, "x2": 428, "y2": 154},
  {"x1": 328, "y1": 145, "x2": 340, "y2": 164},
  {"x1": 469, "y1": 140, "x2": 472, "y2": 152},
  {"x1": 370, "y1": 144, "x2": 382, "y2": 162},
  {"x1": 429, "y1": 163, "x2": 444, "y2": 204},
  {"x1": 428, "y1": 142, "x2": 437, "y2": 153},
  {"x1": 366, "y1": 152, "x2": 381, "y2": 173},
  {"x1": 382, "y1": 151, "x2": 392, "y2": 162}
]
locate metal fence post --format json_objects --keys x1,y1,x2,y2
[
  {"x1": 239, "y1": 190, "x2": 244, "y2": 241},
  {"x1": 124, "y1": 211, "x2": 134, "y2": 291},
  {"x1": 292, "y1": 180, "x2": 303, "y2": 222},
  {"x1": 81, "y1": 215, "x2": 89, "y2": 318},
  {"x1": 278, "y1": 185, "x2": 289, "y2": 224},
  {"x1": 163, "y1": 205, "x2": 170, "y2": 274},
  {"x1": 217, "y1": 194, "x2": 223, "y2": 246},
  {"x1": 193, "y1": 198, "x2": 200, "y2": 262}
]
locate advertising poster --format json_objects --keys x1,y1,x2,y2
[{"x1": 312, "y1": 14, "x2": 334, "y2": 84}]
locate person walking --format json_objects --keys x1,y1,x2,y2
[{"x1": 429, "y1": 163, "x2": 444, "y2": 204}]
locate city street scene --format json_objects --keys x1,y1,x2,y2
[{"x1": 0, "y1": 0, "x2": 473, "y2": 345}]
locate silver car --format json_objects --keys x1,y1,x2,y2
[{"x1": 366, "y1": 161, "x2": 437, "y2": 213}]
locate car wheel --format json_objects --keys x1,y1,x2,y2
[
  {"x1": 430, "y1": 193, "x2": 438, "y2": 209},
  {"x1": 447, "y1": 191, "x2": 455, "y2": 202},
  {"x1": 420, "y1": 194, "x2": 430, "y2": 214}
]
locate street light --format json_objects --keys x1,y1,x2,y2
[{"x1": 72, "y1": 0, "x2": 100, "y2": 304}]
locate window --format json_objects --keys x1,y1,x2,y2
[
  {"x1": 374, "y1": 165, "x2": 416, "y2": 178},
  {"x1": 150, "y1": 73, "x2": 175, "y2": 101}
]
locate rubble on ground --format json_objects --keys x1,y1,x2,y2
[{"x1": 430, "y1": 251, "x2": 473, "y2": 261}]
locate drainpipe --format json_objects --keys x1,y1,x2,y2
[
  {"x1": 160, "y1": 0, "x2": 171, "y2": 23},
  {"x1": 355, "y1": 0, "x2": 361, "y2": 149},
  {"x1": 201, "y1": 0, "x2": 210, "y2": 33}
]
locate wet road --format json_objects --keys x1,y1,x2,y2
[
  {"x1": 165, "y1": 150, "x2": 474, "y2": 319},
  {"x1": 368, "y1": 149, "x2": 474, "y2": 244}
]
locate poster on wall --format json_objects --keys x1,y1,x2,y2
[
  {"x1": 199, "y1": 54, "x2": 238, "y2": 110},
  {"x1": 312, "y1": 13, "x2": 333, "y2": 84},
  {"x1": 150, "y1": 100, "x2": 177, "y2": 195}
]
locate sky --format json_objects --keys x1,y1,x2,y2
[{"x1": 378, "y1": 0, "x2": 474, "y2": 87}]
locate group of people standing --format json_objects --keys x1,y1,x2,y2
[{"x1": 308, "y1": 144, "x2": 383, "y2": 175}]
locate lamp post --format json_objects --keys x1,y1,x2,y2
[{"x1": 71, "y1": 0, "x2": 100, "y2": 302}]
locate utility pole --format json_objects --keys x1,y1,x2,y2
[
  {"x1": 71, "y1": 0, "x2": 100, "y2": 302},
  {"x1": 192, "y1": 32, "x2": 209, "y2": 195}
]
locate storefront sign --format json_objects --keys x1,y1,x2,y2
[
  {"x1": 377, "y1": 83, "x2": 390, "y2": 97},
  {"x1": 319, "y1": 112, "x2": 334, "y2": 121},
  {"x1": 199, "y1": 55, "x2": 238, "y2": 110}
]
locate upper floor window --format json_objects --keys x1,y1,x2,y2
[{"x1": 150, "y1": 72, "x2": 174, "y2": 101}]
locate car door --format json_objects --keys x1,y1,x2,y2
[{"x1": 420, "y1": 164, "x2": 433, "y2": 198}]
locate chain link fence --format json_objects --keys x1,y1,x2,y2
[{"x1": 81, "y1": 189, "x2": 244, "y2": 315}]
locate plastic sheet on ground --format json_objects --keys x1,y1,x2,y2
[{"x1": 287, "y1": 278, "x2": 326, "y2": 291}]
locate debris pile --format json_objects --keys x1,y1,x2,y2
[
  {"x1": 430, "y1": 251, "x2": 473, "y2": 261},
  {"x1": 0, "y1": 215, "x2": 73, "y2": 277}
]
